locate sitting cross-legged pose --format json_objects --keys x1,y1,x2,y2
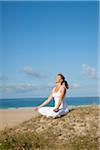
[{"x1": 33, "y1": 73, "x2": 69, "y2": 118}]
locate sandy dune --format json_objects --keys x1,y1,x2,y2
[{"x1": 0, "y1": 108, "x2": 40, "y2": 130}]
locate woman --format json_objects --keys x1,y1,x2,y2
[{"x1": 33, "y1": 73, "x2": 69, "y2": 118}]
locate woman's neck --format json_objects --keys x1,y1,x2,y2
[{"x1": 56, "y1": 83, "x2": 62, "y2": 87}]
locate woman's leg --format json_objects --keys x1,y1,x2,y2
[
  {"x1": 38, "y1": 107, "x2": 56, "y2": 117},
  {"x1": 38, "y1": 107, "x2": 68, "y2": 117}
]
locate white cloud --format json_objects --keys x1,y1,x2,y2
[
  {"x1": 0, "y1": 75, "x2": 8, "y2": 81},
  {"x1": 1, "y1": 83, "x2": 37, "y2": 93},
  {"x1": 70, "y1": 83, "x2": 79, "y2": 89},
  {"x1": 22, "y1": 66, "x2": 47, "y2": 79},
  {"x1": 23, "y1": 66, "x2": 33, "y2": 74},
  {"x1": 0, "y1": 82, "x2": 53, "y2": 94},
  {"x1": 82, "y1": 64, "x2": 98, "y2": 79}
]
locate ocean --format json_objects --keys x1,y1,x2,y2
[{"x1": 0, "y1": 97, "x2": 99, "y2": 109}]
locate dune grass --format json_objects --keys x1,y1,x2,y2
[{"x1": 0, "y1": 105, "x2": 99, "y2": 150}]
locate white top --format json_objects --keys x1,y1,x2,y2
[
  {"x1": 38, "y1": 85, "x2": 69, "y2": 117},
  {"x1": 52, "y1": 85, "x2": 68, "y2": 110}
]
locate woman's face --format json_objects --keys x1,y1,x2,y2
[{"x1": 55, "y1": 75, "x2": 63, "y2": 83}]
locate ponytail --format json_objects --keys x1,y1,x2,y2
[{"x1": 62, "y1": 80, "x2": 69, "y2": 89}]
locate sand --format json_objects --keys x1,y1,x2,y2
[
  {"x1": 0, "y1": 108, "x2": 40, "y2": 131},
  {"x1": 0, "y1": 106, "x2": 74, "y2": 131},
  {"x1": 0, "y1": 105, "x2": 98, "y2": 131}
]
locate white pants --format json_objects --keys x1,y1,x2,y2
[{"x1": 38, "y1": 107, "x2": 69, "y2": 118}]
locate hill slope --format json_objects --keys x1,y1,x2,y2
[{"x1": 0, "y1": 105, "x2": 99, "y2": 150}]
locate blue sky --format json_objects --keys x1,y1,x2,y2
[{"x1": 0, "y1": 1, "x2": 99, "y2": 98}]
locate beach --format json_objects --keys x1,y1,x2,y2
[
  {"x1": 0, "y1": 105, "x2": 77, "y2": 131},
  {"x1": 0, "y1": 105, "x2": 99, "y2": 131},
  {"x1": 0, "y1": 108, "x2": 40, "y2": 131}
]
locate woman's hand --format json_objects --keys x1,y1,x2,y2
[
  {"x1": 33, "y1": 106, "x2": 40, "y2": 111},
  {"x1": 53, "y1": 108, "x2": 59, "y2": 112}
]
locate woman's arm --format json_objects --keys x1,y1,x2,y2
[
  {"x1": 53, "y1": 87, "x2": 66, "y2": 112},
  {"x1": 33, "y1": 93, "x2": 53, "y2": 110},
  {"x1": 38, "y1": 94, "x2": 53, "y2": 108}
]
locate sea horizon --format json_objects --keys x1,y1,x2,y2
[
  {"x1": 0, "y1": 96, "x2": 99, "y2": 100},
  {"x1": 0, "y1": 97, "x2": 99, "y2": 109}
]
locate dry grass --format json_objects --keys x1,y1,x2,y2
[{"x1": 0, "y1": 105, "x2": 99, "y2": 150}]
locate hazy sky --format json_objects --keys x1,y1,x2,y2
[{"x1": 0, "y1": 1, "x2": 99, "y2": 98}]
